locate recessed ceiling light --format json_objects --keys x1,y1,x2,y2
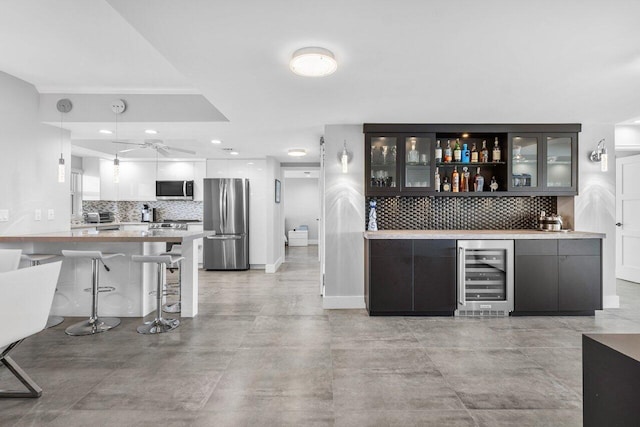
[
  {"x1": 462, "y1": 133, "x2": 469, "y2": 138},
  {"x1": 635, "y1": 120, "x2": 640, "y2": 124},
  {"x1": 247, "y1": 162, "x2": 254, "y2": 165},
  {"x1": 145, "y1": 129, "x2": 158, "y2": 135},
  {"x1": 230, "y1": 151, "x2": 239, "y2": 156},
  {"x1": 99, "y1": 129, "x2": 113, "y2": 134},
  {"x1": 211, "y1": 139, "x2": 222, "y2": 144},
  {"x1": 290, "y1": 47, "x2": 337, "y2": 77},
  {"x1": 288, "y1": 148, "x2": 307, "y2": 157}
]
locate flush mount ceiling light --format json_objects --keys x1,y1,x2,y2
[
  {"x1": 99, "y1": 129, "x2": 113, "y2": 135},
  {"x1": 290, "y1": 47, "x2": 337, "y2": 77},
  {"x1": 230, "y1": 151, "x2": 239, "y2": 156},
  {"x1": 288, "y1": 148, "x2": 307, "y2": 157}
]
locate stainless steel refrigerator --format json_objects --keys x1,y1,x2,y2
[{"x1": 203, "y1": 178, "x2": 250, "y2": 270}]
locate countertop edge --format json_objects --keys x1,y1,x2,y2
[{"x1": 363, "y1": 230, "x2": 606, "y2": 239}]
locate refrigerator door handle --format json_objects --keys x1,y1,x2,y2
[
  {"x1": 458, "y1": 246, "x2": 466, "y2": 306},
  {"x1": 206, "y1": 235, "x2": 242, "y2": 240}
]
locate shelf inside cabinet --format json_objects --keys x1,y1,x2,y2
[{"x1": 436, "y1": 162, "x2": 506, "y2": 167}]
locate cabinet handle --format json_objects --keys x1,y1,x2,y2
[
  {"x1": 458, "y1": 247, "x2": 466, "y2": 306},
  {"x1": 616, "y1": 222, "x2": 622, "y2": 227}
]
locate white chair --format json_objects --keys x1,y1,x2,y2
[
  {"x1": 0, "y1": 249, "x2": 22, "y2": 273},
  {"x1": 21, "y1": 253, "x2": 64, "y2": 328},
  {"x1": 0, "y1": 261, "x2": 62, "y2": 398}
]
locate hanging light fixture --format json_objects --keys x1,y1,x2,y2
[
  {"x1": 56, "y1": 99, "x2": 72, "y2": 183},
  {"x1": 113, "y1": 153, "x2": 120, "y2": 183},
  {"x1": 111, "y1": 99, "x2": 126, "y2": 182}
]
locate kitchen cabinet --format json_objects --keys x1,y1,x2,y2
[
  {"x1": 514, "y1": 239, "x2": 601, "y2": 314},
  {"x1": 366, "y1": 239, "x2": 456, "y2": 315},
  {"x1": 364, "y1": 124, "x2": 580, "y2": 197}
]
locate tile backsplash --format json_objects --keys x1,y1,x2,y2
[{"x1": 81, "y1": 200, "x2": 203, "y2": 223}]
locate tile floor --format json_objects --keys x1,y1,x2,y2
[{"x1": 2, "y1": 245, "x2": 640, "y2": 426}]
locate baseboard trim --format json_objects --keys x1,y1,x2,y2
[
  {"x1": 322, "y1": 295, "x2": 365, "y2": 309},
  {"x1": 250, "y1": 264, "x2": 265, "y2": 270},
  {"x1": 603, "y1": 294, "x2": 620, "y2": 309},
  {"x1": 265, "y1": 256, "x2": 283, "y2": 273},
  {"x1": 309, "y1": 239, "x2": 318, "y2": 245}
]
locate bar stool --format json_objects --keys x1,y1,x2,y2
[
  {"x1": 162, "y1": 244, "x2": 182, "y2": 314},
  {"x1": 61, "y1": 250, "x2": 124, "y2": 336},
  {"x1": 132, "y1": 254, "x2": 184, "y2": 334},
  {"x1": 21, "y1": 254, "x2": 64, "y2": 328}
]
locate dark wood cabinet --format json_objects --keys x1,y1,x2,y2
[
  {"x1": 514, "y1": 239, "x2": 602, "y2": 315},
  {"x1": 366, "y1": 239, "x2": 456, "y2": 315},
  {"x1": 364, "y1": 124, "x2": 580, "y2": 197}
]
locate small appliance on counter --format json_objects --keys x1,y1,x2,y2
[
  {"x1": 538, "y1": 211, "x2": 564, "y2": 231},
  {"x1": 141, "y1": 204, "x2": 158, "y2": 222},
  {"x1": 84, "y1": 212, "x2": 115, "y2": 223}
]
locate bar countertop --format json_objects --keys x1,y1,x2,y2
[
  {"x1": 363, "y1": 229, "x2": 605, "y2": 239},
  {"x1": 0, "y1": 229, "x2": 213, "y2": 243}
]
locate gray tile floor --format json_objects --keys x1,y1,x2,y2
[{"x1": 2, "y1": 245, "x2": 640, "y2": 426}]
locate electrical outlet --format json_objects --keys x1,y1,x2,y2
[
  {"x1": 0, "y1": 209, "x2": 8, "y2": 222},
  {"x1": 35, "y1": 209, "x2": 42, "y2": 221},
  {"x1": 47, "y1": 209, "x2": 55, "y2": 220}
]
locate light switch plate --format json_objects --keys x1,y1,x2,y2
[
  {"x1": 47, "y1": 209, "x2": 55, "y2": 220},
  {"x1": 0, "y1": 209, "x2": 8, "y2": 222},
  {"x1": 35, "y1": 209, "x2": 42, "y2": 221}
]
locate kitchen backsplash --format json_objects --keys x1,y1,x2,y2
[
  {"x1": 80, "y1": 200, "x2": 203, "y2": 223},
  {"x1": 367, "y1": 196, "x2": 557, "y2": 230}
]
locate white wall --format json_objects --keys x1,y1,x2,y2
[
  {"x1": 0, "y1": 71, "x2": 71, "y2": 235},
  {"x1": 205, "y1": 159, "x2": 267, "y2": 267},
  {"x1": 575, "y1": 123, "x2": 618, "y2": 308},
  {"x1": 323, "y1": 125, "x2": 366, "y2": 308},
  {"x1": 284, "y1": 177, "x2": 320, "y2": 242},
  {"x1": 265, "y1": 156, "x2": 284, "y2": 272}
]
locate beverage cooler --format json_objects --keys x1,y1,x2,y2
[{"x1": 457, "y1": 240, "x2": 514, "y2": 316}]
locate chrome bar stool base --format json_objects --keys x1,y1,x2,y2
[
  {"x1": 137, "y1": 317, "x2": 179, "y2": 334},
  {"x1": 45, "y1": 316, "x2": 64, "y2": 329},
  {"x1": 65, "y1": 317, "x2": 121, "y2": 336},
  {"x1": 163, "y1": 302, "x2": 181, "y2": 313}
]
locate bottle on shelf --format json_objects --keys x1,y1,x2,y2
[
  {"x1": 461, "y1": 167, "x2": 470, "y2": 192},
  {"x1": 435, "y1": 140, "x2": 442, "y2": 163},
  {"x1": 452, "y1": 167, "x2": 459, "y2": 192},
  {"x1": 442, "y1": 174, "x2": 451, "y2": 192},
  {"x1": 453, "y1": 138, "x2": 462, "y2": 162},
  {"x1": 408, "y1": 140, "x2": 419, "y2": 164},
  {"x1": 471, "y1": 142, "x2": 478, "y2": 163},
  {"x1": 474, "y1": 167, "x2": 484, "y2": 192},
  {"x1": 490, "y1": 176, "x2": 498, "y2": 192},
  {"x1": 481, "y1": 140, "x2": 489, "y2": 163},
  {"x1": 492, "y1": 137, "x2": 501, "y2": 162},
  {"x1": 434, "y1": 167, "x2": 441, "y2": 192},
  {"x1": 462, "y1": 143, "x2": 470, "y2": 163},
  {"x1": 444, "y1": 140, "x2": 452, "y2": 163}
]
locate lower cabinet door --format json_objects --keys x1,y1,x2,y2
[
  {"x1": 413, "y1": 240, "x2": 456, "y2": 313},
  {"x1": 369, "y1": 240, "x2": 413, "y2": 312},
  {"x1": 515, "y1": 255, "x2": 558, "y2": 312},
  {"x1": 558, "y1": 255, "x2": 602, "y2": 311}
]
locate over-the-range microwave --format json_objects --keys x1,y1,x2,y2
[{"x1": 156, "y1": 180, "x2": 194, "y2": 200}]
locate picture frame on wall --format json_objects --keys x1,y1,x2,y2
[{"x1": 275, "y1": 179, "x2": 281, "y2": 203}]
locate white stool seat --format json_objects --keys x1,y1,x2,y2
[
  {"x1": 20, "y1": 254, "x2": 59, "y2": 263},
  {"x1": 61, "y1": 250, "x2": 124, "y2": 260},
  {"x1": 132, "y1": 255, "x2": 184, "y2": 266}
]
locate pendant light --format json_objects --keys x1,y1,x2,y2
[
  {"x1": 113, "y1": 153, "x2": 120, "y2": 183},
  {"x1": 56, "y1": 99, "x2": 72, "y2": 183},
  {"x1": 111, "y1": 99, "x2": 126, "y2": 183}
]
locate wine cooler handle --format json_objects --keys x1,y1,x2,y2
[{"x1": 458, "y1": 247, "x2": 466, "y2": 306}]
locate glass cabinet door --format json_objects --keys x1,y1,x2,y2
[
  {"x1": 544, "y1": 133, "x2": 576, "y2": 192},
  {"x1": 368, "y1": 136, "x2": 398, "y2": 191},
  {"x1": 403, "y1": 135, "x2": 433, "y2": 190},
  {"x1": 509, "y1": 133, "x2": 540, "y2": 191}
]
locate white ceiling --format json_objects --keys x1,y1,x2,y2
[{"x1": 2, "y1": 0, "x2": 640, "y2": 162}]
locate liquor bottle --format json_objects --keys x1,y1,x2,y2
[
  {"x1": 481, "y1": 140, "x2": 489, "y2": 163},
  {"x1": 452, "y1": 167, "x2": 459, "y2": 192},
  {"x1": 461, "y1": 143, "x2": 470, "y2": 163},
  {"x1": 434, "y1": 167, "x2": 441, "y2": 192},
  {"x1": 453, "y1": 139, "x2": 462, "y2": 162},
  {"x1": 408, "y1": 140, "x2": 419, "y2": 164},
  {"x1": 461, "y1": 167, "x2": 470, "y2": 192},
  {"x1": 492, "y1": 137, "x2": 501, "y2": 162},
  {"x1": 490, "y1": 176, "x2": 498, "y2": 192},
  {"x1": 474, "y1": 167, "x2": 484, "y2": 192},
  {"x1": 435, "y1": 140, "x2": 443, "y2": 163},
  {"x1": 442, "y1": 174, "x2": 451, "y2": 192},
  {"x1": 471, "y1": 142, "x2": 478, "y2": 163},
  {"x1": 444, "y1": 140, "x2": 452, "y2": 162}
]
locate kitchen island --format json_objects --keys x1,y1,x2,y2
[
  {"x1": 0, "y1": 229, "x2": 212, "y2": 318},
  {"x1": 364, "y1": 229, "x2": 605, "y2": 316}
]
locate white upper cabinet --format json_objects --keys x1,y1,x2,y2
[{"x1": 117, "y1": 162, "x2": 157, "y2": 201}]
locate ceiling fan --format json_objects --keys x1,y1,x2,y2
[{"x1": 113, "y1": 139, "x2": 196, "y2": 157}]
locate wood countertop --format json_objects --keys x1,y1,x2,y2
[
  {"x1": 0, "y1": 229, "x2": 213, "y2": 243},
  {"x1": 363, "y1": 230, "x2": 605, "y2": 239}
]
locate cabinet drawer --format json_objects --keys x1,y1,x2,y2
[
  {"x1": 515, "y1": 240, "x2": 558, "y2": 256},
  {"x1": 558, "y1": 239, "x2": 600, "y2": 256},
  {"x1": 370, "y1": 240, "x2": 412, "y2": 258},
  {"x1": 414, "y1": 239, "x2": 455, "y2": 257}
]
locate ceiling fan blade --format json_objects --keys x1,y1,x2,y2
[
  {"x1": 156, "y1": 147, "x2": 171, "y2": 157},
  {"x1": 112, "y1": 141, "x2": 140, "y2": 146},
  {"x1": 167, "y1": 146, "x2": 196, "y2": 155},
  {"x1": 117, "y1": 148, "x2": 141, "y2": 154}
]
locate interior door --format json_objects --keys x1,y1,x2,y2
[
  {"x1": 616, "y1": 154, "x2": 640, "y2": 283},
  {"x1": 319, "y1": 139, "x2": 326, "y2": 296}
]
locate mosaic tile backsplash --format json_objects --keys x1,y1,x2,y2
[
  {"x1": 81, "y1": 200, "x2": 203, "y2": 223},
  {"x1": 367, "y1": 196, "x2": 557, "y2": 230}
]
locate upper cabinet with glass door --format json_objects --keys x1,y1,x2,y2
[
  {"x1": 366, "y1": 135, "x2": 400, "y2": 195},
  {"x1": 403, "y1": 134, "x2": 435, "y2": 193},
  {"x1": 543, "y1": 133, "x2": 577, "y2": 194},
  {"x1": 508, "y1": 133, "x2": 541, "y2": 192}
]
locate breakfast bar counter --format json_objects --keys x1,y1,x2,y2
[{"x1": 0, "y1": 229, "x2": 213, "y2": 318}]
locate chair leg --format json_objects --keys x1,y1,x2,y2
[{"x1": 0, "y1": 341, "x2": 42, "y2": 398}]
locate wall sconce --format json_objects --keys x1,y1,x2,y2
[
  {"x1": 590, "y1": 138, "x2": 608, "y2": 172},
  {"x1": 338, "y1": 140, "x2": 352, "y2": 173},
  {"x1": 113, "y1": 153, "x2": 120, "y2": 183}
]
